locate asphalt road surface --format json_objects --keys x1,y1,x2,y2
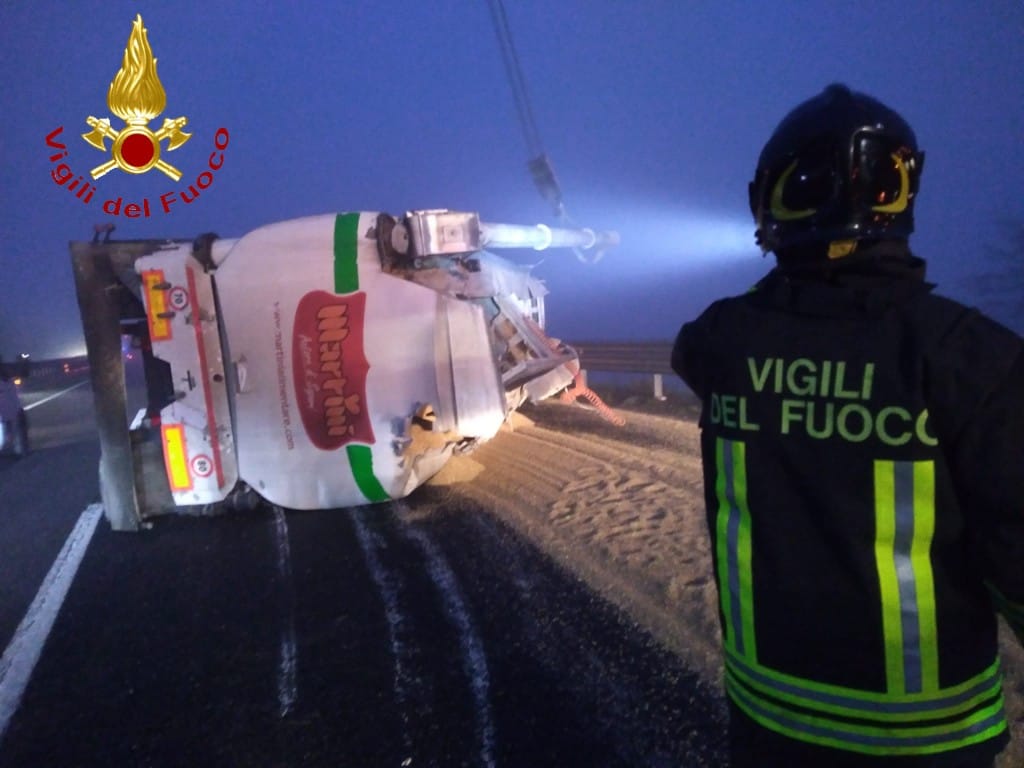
[{"x1": 0, "y1": 376, "x2": 727, "y2": 767}]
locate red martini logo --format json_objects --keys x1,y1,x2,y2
[
  {"x1": 292, "y1": 291, "x2": 375, "y2": 450},
  {"x1": 44, "y1": 14, "x2": 229, "y2": 217}
]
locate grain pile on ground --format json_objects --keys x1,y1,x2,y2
[{"x1": 431, "y1": 394, "x2": 1023, "y2": 766}]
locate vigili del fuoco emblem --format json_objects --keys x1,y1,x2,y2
[{"x1": 81, "y1": 14, "x2": 191, "y2": 181}]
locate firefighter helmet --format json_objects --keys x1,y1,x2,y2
[{"x1": 749, "y1": 84, "x2": 925, "y2": 257}]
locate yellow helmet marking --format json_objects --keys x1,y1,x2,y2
[
  {"x1": 769, "y1": 161, "x2": 817, "y2": 221},
  {"x1": 871, "y1": 154, "x2": 910, "y2": 214},
  {"x1": 828, "y1": 240, "x2": 858, "y2": 260}
]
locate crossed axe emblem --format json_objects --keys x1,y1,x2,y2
[{"x1": 82, "y1": 115, "x2": 191, "y2": 181}]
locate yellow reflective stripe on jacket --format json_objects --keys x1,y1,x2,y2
[
  {"x1": 726, "y1": 668, "x2": 1007, "y2": 756},
  {"x1": 715, "y1": 438, "x2": 756, "y2": 662},
  {"x1": 873, "y1": 460, "x2": 939, "y2": 695},
  {"x1": 712, "y1": 446, "x2": 1008, "y2": 755},
  {"x1": 725, "y1": 648, "x2": 1002, "y2": 722}
]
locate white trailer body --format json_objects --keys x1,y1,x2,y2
[{"x1": 71, "y1": 210, "x2": 611, "y2": 529}]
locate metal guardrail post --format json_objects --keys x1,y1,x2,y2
[{"x1": 653, "y1": 373, "x2": 665, "y2": 401}]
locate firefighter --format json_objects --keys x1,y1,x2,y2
[{"x1": 671, "y1": 84, "x2": 1023, "y2": 767}]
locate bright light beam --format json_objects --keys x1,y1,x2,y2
[
  {"x1": 618, "y1": 208, "x2": 755, "y2": 267},
  {"x1": 551, "y1": 203, "x2": 759, "y2": 283}
]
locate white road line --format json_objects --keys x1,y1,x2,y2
[
  {"x1": 406, "y1": 521, "x2": 497, "y2": 768},
  {"x1": 351, "y1": 507, "x2": 415, "y2": 759},
  {"x1": 271, "y1": 507, "x2": 298, "y2": 718},
  {"x1": 0, "y1": 503, "x2": 102, "y2": 744},
  {"x1": 23, "y1": 380, "x2": 89, "y2": 412}
]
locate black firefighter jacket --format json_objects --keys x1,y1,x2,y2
[{"x1": 671, "y1": 256, "x2": 1023, "y2": 762}]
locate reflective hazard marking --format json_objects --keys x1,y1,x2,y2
[
  {"x1": 162, "y1": 423, "x2": 192, "y2": 491},
  {"x1": 141, "y1": 269, "x2": 172, "y2": 341}
]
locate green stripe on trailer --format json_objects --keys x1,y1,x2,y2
[
  {"x1": 333, "y1": 214, "x2": 387, "y2": 502},
  {"x1": 333, "y1": 213, "x2": 361, "y2": 294},
  {"x1": 347, "y1": 445, "x2": 390, "y2": 503}
]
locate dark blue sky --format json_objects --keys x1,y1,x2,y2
[{"x1": 2, "y1": 1, "x2": 1022, "y2": 358}]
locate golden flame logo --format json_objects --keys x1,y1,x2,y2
[
  {"x1": 107, "y1": 15, "x2": 166, "y2": 123},
  {"x1": 81, "y1": 14, "x2": 191, "y2": 180}
]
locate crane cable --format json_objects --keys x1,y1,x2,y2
[
  {"x1": 486, "y1": 0, "x2": 544, "y2": 161},
  {"x1": 486, "y1": 0, "x2": 602, "y2": 263}
]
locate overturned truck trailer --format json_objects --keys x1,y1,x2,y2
[{"x1": 70, "y1": 210, "x2": 616, "y2": 530}]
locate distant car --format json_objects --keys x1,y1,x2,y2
[{"x1": 0, "y1": 366, "x2": 29, "y2": 457}]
